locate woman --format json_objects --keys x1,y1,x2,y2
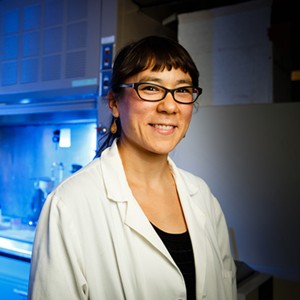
[{"x1": 29, "y1": 35, "x2": 237, "y2": 300}]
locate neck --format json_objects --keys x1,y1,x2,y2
[{"x1": 117, "y1": 141, "x2": 171, "y2": 186}]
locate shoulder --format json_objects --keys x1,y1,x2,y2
[
  {"x1": 47, "y1": 158, "x2": 103, "y2": 208},
  {"x1": 169, "y1": 160, "x2": 224, "y2": 216},
  {"x1": 177, "y1": 167, "x2": 207, "y2": 186},
  {"x1": 170, "y1": 161, "x2": 213, "y2": 197},
  {"x1": 46, "y1": 141, "x2": 121, "y2": 209},
  {"x1": 55, "y1": 140, "x2": 119, "y2": 195},
  {"x1": 58, "y1": 158, "x2": 102, "y2": 191}
]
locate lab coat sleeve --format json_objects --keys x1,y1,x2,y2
[
  {"x1": 28, "y1": 191, "x2": 88, "y2": 300},
  {"x1": 211, "y1": 194, "x2": 237, "y2": 300}
]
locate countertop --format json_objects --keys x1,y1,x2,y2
[{"x1": 0, "y1": 218, "x2": 35, "y2": 260}]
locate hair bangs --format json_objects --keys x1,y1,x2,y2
[{"x1": 143, "y1": 49, "x2": 189, "y2": 74}]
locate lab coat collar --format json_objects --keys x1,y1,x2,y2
[
  {"x1": 101, "y1": 139, "x2": 200, "y2": 202},
  {"x1": 101, "y1": 139, "x2": 133, "y2": 202}
]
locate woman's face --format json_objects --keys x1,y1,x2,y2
[{"x1": 109, "y1": 67, "x2": 194, "y2": 156}]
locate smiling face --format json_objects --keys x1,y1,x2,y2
[{"x1": 109, "y1": 67, "x2": 194, "y2": 157}]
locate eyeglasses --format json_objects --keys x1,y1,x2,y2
[{"x1": 118, "y1": 82, "x2": 202, "y2": 104}]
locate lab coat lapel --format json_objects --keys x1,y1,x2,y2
[
  {"x1": 184, "y1": 199, "x2": 208, "y2": 298},
  {"x1": 124, "y1": 197, "x2": 173, "y2": 260},
  {"x1": 170, "y1": 159, "x2": 208, "y2": 298}
]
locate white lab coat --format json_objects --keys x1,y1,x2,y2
[{"x1": 29, "y1": 139, "x2": 237, "y2": 300}]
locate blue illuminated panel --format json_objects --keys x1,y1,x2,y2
[{"x1": 0, "y1": 0, "x2": 102, "y2": 104}]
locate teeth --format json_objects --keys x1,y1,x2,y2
[{"x1": 153, "y1": 124, "x2": 174, "y2": 130}]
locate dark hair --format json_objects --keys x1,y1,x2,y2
[{"x1": 95, "y1": 35, "x2": 199, "y2": 158}]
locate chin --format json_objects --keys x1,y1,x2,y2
[{"x1": 150, "y1": 144, "x2": 177, "y2": 155}]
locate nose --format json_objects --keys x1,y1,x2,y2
[{"x1": 157, "y1": 91, "x2": 178, "y2": 114}]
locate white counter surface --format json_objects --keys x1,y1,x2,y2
[{"x1": 0, "y1": 221, "x2": 35, "y2": 259}]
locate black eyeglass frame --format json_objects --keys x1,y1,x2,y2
[{"x1": 118, "y1": 82, "x2": 202, "y2": 104}]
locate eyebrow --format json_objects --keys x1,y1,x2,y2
[{"x1": 138, "y1": 76, "x2": 193, "y2": 85}]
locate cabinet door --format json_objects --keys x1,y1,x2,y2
[
  {"x1": 0, "y1": 275, "x2": 28, "y2": 300},
  {"x1": 0, "y1": 255, "x2": 30, "y2": 300}
]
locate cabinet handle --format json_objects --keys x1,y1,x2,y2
[{"x1": 13, "y1": 288, "x2": 28, "y2": 297}]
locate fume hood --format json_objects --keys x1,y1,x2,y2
[{"x1": 0, "y1": 0, "x2": 117, "y2": 125}]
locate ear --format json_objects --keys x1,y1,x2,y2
[{"x1": 108, "y1": 91, "x2": 119, "y2": 118}]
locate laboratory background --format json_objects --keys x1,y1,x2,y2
[{"x1": 0, "y1": 0, "x2": 299, "y2": 299}]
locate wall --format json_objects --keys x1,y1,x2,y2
[
  {"x1": 116, "y1": 0, "x2": 176, "y2": 52},
  {"x1": 178, "y1": 0, "x2": 273, "y2": 106}
]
